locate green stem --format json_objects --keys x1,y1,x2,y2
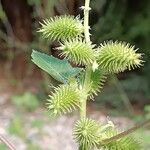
[
  {"x1": 80, "y1": 0, "x2": 91, "y2": 119},
  {"x1": 80, "y1": 67, "x2": 92, "y2": 118},
  {"x1": 80, "y1": 98, "x2": 86, "y2": 118}
]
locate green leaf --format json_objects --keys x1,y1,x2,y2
[{"x1": 31, "y1": 50, "x2": 82, "y2": 83}]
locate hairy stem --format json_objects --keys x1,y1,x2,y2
[
  {"x1": 80, "y1": 0, "x2": 91, "y2": 118},
  {"x1": 80, "y1": 67, "x2": 92, "y2": 118},
  {"x1": 84, "y1": 0, "x2": 91, "y2": 43},
  {"x1": 80, "y1": 98, "x2": 86, "y2": 118}
]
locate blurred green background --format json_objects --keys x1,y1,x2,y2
[{"x1": 0, "y1": 0, "x2": 150, "y2": 149}]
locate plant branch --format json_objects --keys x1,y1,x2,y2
[
  {"x1": 80, "y1": 0, "x2": 91, "y2": 119},
  {"x1": 101, "y1": 119, "x2": 150, "y2": 145},
  {"x1": 0, "y1": 134, "x2": 16, "y2": 150}
]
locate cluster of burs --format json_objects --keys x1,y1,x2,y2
[{"x1": 31, "y1": 13, "x2": 143, "y2": 150}]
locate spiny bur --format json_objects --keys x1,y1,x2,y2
[
  {"x1": 57, "y1": 38, "x2": 96, "y2": 65},
  {"x1": 97, "y1": 41, "x2": 143, "y2": 73},
  {"x1": 38, "y1": 15, "x2": 84, "y2": 41}
]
